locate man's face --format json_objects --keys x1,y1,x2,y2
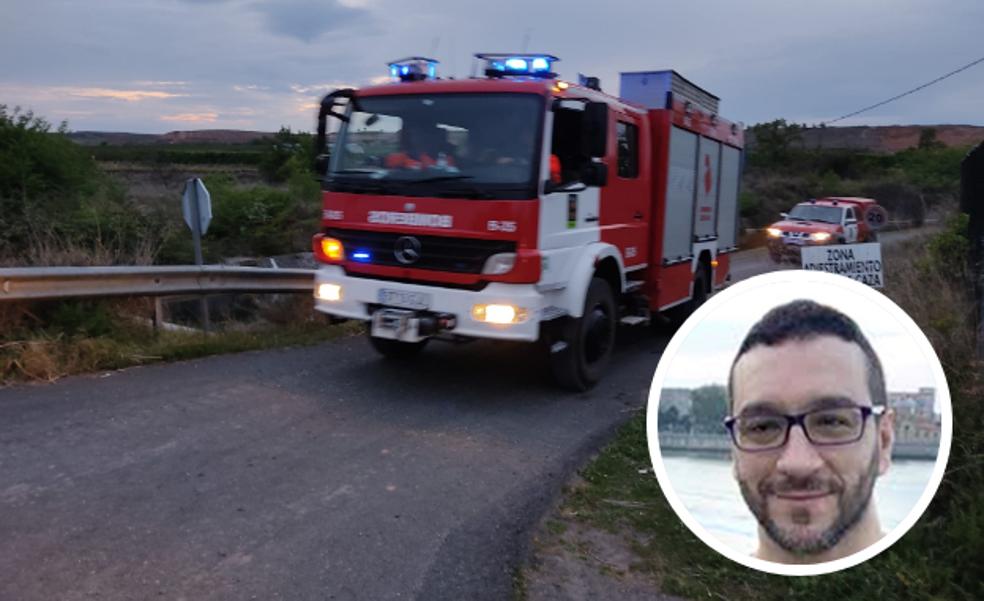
[{"x1": 730, "y1": 336, "x2": 892, "y2": 558}]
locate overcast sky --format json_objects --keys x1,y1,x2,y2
[{"x1": 2, "y1": 0, "x2": 982, "y2": 133}]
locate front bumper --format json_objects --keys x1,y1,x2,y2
[
  {"x1": 313, "y1": 265, "x2": 545, "y2": 342},
  {"x1": 766, "y1": 238, "x2": 830, "y2": 263}
]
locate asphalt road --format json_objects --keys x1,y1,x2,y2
[
  {"x1": 0, "y1": 330, "x2": 663, "y2": 600},
  {"x1": 0, "y1": 229, "x2": 929, "y2": 600}
]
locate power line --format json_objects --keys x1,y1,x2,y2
[{"x1": 823, "y1": 54, "x2": 984, "y2": 125}]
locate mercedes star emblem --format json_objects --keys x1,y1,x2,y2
[{"x1": 394, "y1": 236, "x2": 422, "y2": 265}]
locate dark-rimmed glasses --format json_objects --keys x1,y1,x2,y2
[{"x1": 724, "y1": 405, "x2": 885, "y2": 452}]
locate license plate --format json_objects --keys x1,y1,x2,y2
[{"x1": 377, "y1": 288, "x2": 431, "y2": 310}]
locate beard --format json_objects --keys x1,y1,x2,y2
[{"x1": 738, "y1": 446, "x2": 880, "y2": 557}]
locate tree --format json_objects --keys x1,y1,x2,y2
[
  {"x1": 658, "y1": 405, "x2": 680, "y2": 432},
  {"x1": 690, "y1": 384, "x2": 729, "y2": 433},
  {"x1": 259, "y1": 126, "x2": 313, "y2": 183},
  {"x1": 917, "y1": 127, "x2": 945, "y2": 150},
  {"x1": 748, "y1": 119, "x2": 804, "y2": 167}
]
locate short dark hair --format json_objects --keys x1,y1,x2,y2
[{"x1": 727, "y1": 300, "x2": 887, "y2": 412}]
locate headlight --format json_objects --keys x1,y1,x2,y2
[
  {"x1": 810, "y1": 232, "x2": 832, "y2": 242},
  {"x1": 766, "y1": 227, "x2": 783, "y2": 238},
  {"x1": 472, "y1": 304, "x2": 528, "y2": 325},
  {"x1": 481, "y1": 252, "x2": 516, "y2": 275},
  {"x1": 316, "y1": 283, "x2": 342, "y2": 301}
]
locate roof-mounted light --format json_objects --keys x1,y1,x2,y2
[
  {"x1": 387, "y1": 56, "x2": 439, "y2": 82},
  {"x1": 476, "y1": 53, "x2": 559, "y2": 79}
]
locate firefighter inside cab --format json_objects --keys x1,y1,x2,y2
[{"x1": 312, "y1": 55, "x2": 743, "y2": 390}]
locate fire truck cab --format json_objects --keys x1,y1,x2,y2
[{"x1": 313, "y1": 55, "x2": 744, "y2": 390}]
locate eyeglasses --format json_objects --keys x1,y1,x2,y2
[{"x1": 724, "y1": 405, "x2": 886, "y2": 452}]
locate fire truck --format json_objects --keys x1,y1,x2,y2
[
  {"x1": 312, "y1": 54, "x2": 744, "y2": 390},
  {"x1": 765, "y1": 197, "x2": 885, "y2": 263}
]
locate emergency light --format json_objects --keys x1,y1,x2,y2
[
  {"x1": 387, "y1": 57, "x2": 439, "y2": 82},
  {"x1": 476, "y1": 53, "x2": 559, "y2": 79}
]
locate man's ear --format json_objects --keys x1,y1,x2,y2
[{"x1": 877, "y1": 407, "x2": 895, "y2": 475}]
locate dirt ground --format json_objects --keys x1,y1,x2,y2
[{"x1": 522, "y1": 485, "x2": 686, "y2": 601}]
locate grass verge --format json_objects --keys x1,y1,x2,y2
[{"x1": 1, "y1": 297, "x2": 361, "y2": 385}]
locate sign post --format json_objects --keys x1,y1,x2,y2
[
  {"x1": 801, "y1": 243, "x2": 883, "y2": 288},
  {"x1": 182, "y1": 178, "x2": 213, "y2": 332}
]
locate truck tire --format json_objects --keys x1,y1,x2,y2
[
  {"x1": 662, "y1": 263, "x2": 708, "y2": 327},
  {"x1": 549, "y1": 277, "x2": 616, "y2": 391},
  {"x1": 368, "y1": 332, "x2": 429, "y2": 359}
]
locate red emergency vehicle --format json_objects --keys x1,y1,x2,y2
[
  {"x1": 765, "y1": 197, "x2": 885, "y2": 263},
  {"x1": 312, "y1": 55, "x2": 744, "y2": 389}
]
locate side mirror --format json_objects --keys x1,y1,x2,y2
[
  {"x1": 780, "y1": 212, "x2": 788, "y2": 219},
  {"x1": 584, "y1": 102, "x2": 608, "y2": 158},
  {"x1": 314, "y1": 153, "x2": 330, "y2": 178},
  {"x1": 582, "y1": 162, "x2": 608, "y2": 187}
]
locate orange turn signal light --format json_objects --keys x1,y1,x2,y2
[
  {"x1": 322, "y1": 237, "x2": 344, "y2": 261},
  {"x1": 313, "y1": 234, "x2": 345, "y2": 263}
]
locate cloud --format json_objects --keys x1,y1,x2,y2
[
  {"x1": 233, "y1": 84, "x2": 271, "y2": 92},
  {"x1": 251, "y1": 0, "x2": 371, "y2": 42},
  {"x1": 132, "y1": 80, "x2": 190, "y2": 88},
  {"x1": 66, "y1": 87, "x2": 187, "y2": 102},
  {"x1": 160, "y1": 112, "x2": 219, "y2": 123}
]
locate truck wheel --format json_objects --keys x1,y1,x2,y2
[
  {"x1": 662, "y1": 263, "x2": 708, "y2": 327},
  {"x1": 549, "y1": 277, "x2": 616, "y2": 391},
  {"x1": 368, "y1": 332, "x2": 428, "y2": 359},
  {"x1": 691, "y1": 263, "x2": 709, "y2": 311}
]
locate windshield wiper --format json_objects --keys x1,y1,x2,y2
[
  {"x1": 403, "y1": 174, "x2": 476, "y2": 185},
  {"x1": 331, "y1": 169, "x2": 384, "y2": 175},
  {"x1": 327, "y1": 179, "x2": 394, "y2": 195}
]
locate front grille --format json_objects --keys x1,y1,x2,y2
[{"x1": 328, "y1": 228, "x2": 516, "y2": 274}]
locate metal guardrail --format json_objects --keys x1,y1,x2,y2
[{"x1": 0, "y1": 266, "x2": 316, "y2": 301}]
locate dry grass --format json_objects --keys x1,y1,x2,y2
[
  {"x1": 0, "y1": 291, "x2": 358, "y2": 386},
  {"x1": 882, "y1": 231, "x2": 979, "y2": 378},
  {"x1": 21, "y1": 227, "x2": 164, "y2": 267}
]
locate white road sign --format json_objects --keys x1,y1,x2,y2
[
  {"x1": 801, "y1": 243, "x2": 883, "y2": 288},
  {"x1": 182, "y1": 178, "x2": 212, "y2": 235}
]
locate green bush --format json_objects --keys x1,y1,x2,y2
[{"x1": 0, "y1": 106, "x2": 169, "y2": 265}]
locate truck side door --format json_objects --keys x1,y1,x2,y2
[
  {"x1": 843, "y1": 207, "x2": 859, "y2": 243},
  {"x1": 598, "y1": 112, "x2": 650, "y2": 270}
]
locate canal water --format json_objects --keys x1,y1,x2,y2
[{"x1": 659, "y1": 453, "x2": 938, "y2": 554}]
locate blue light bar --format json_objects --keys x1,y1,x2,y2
[
  {"x1": 505, "y1": 58, "x2": 528, "y2": 71},
  {"x1": 386, "y1": 56, "x2": 440, "y2": 82},
  {"x1": 475, "y1": 53, "x2": 560, "y2": 79},
  {"x1": 352, "y1": 250, "x2": 372, "y2": 262}
]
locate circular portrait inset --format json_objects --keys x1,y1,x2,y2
[{"x1": 647, "y1": 270, "x2": 951, "y2": 575}]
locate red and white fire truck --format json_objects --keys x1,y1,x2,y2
[
  {"x1": 312, "y1": 55, "x2": 744, "y2": 389},
  {"x1": 765, "y1": 197, "x2": 885, "y2": 263}
]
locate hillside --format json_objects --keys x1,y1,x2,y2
[
  {"x1": 68, "y1": 129, "x2": 276, "y2": 146},
  {"x1": 746, "y1": 124, "x2": 984, "y2": 153}
]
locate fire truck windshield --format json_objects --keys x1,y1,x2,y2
[
  {"x1": 327, "y1": 93, "x2": 543, "y2": 199},
  {"x1": 787, "y1": 204, "x2": 843, "y2": 224}
]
